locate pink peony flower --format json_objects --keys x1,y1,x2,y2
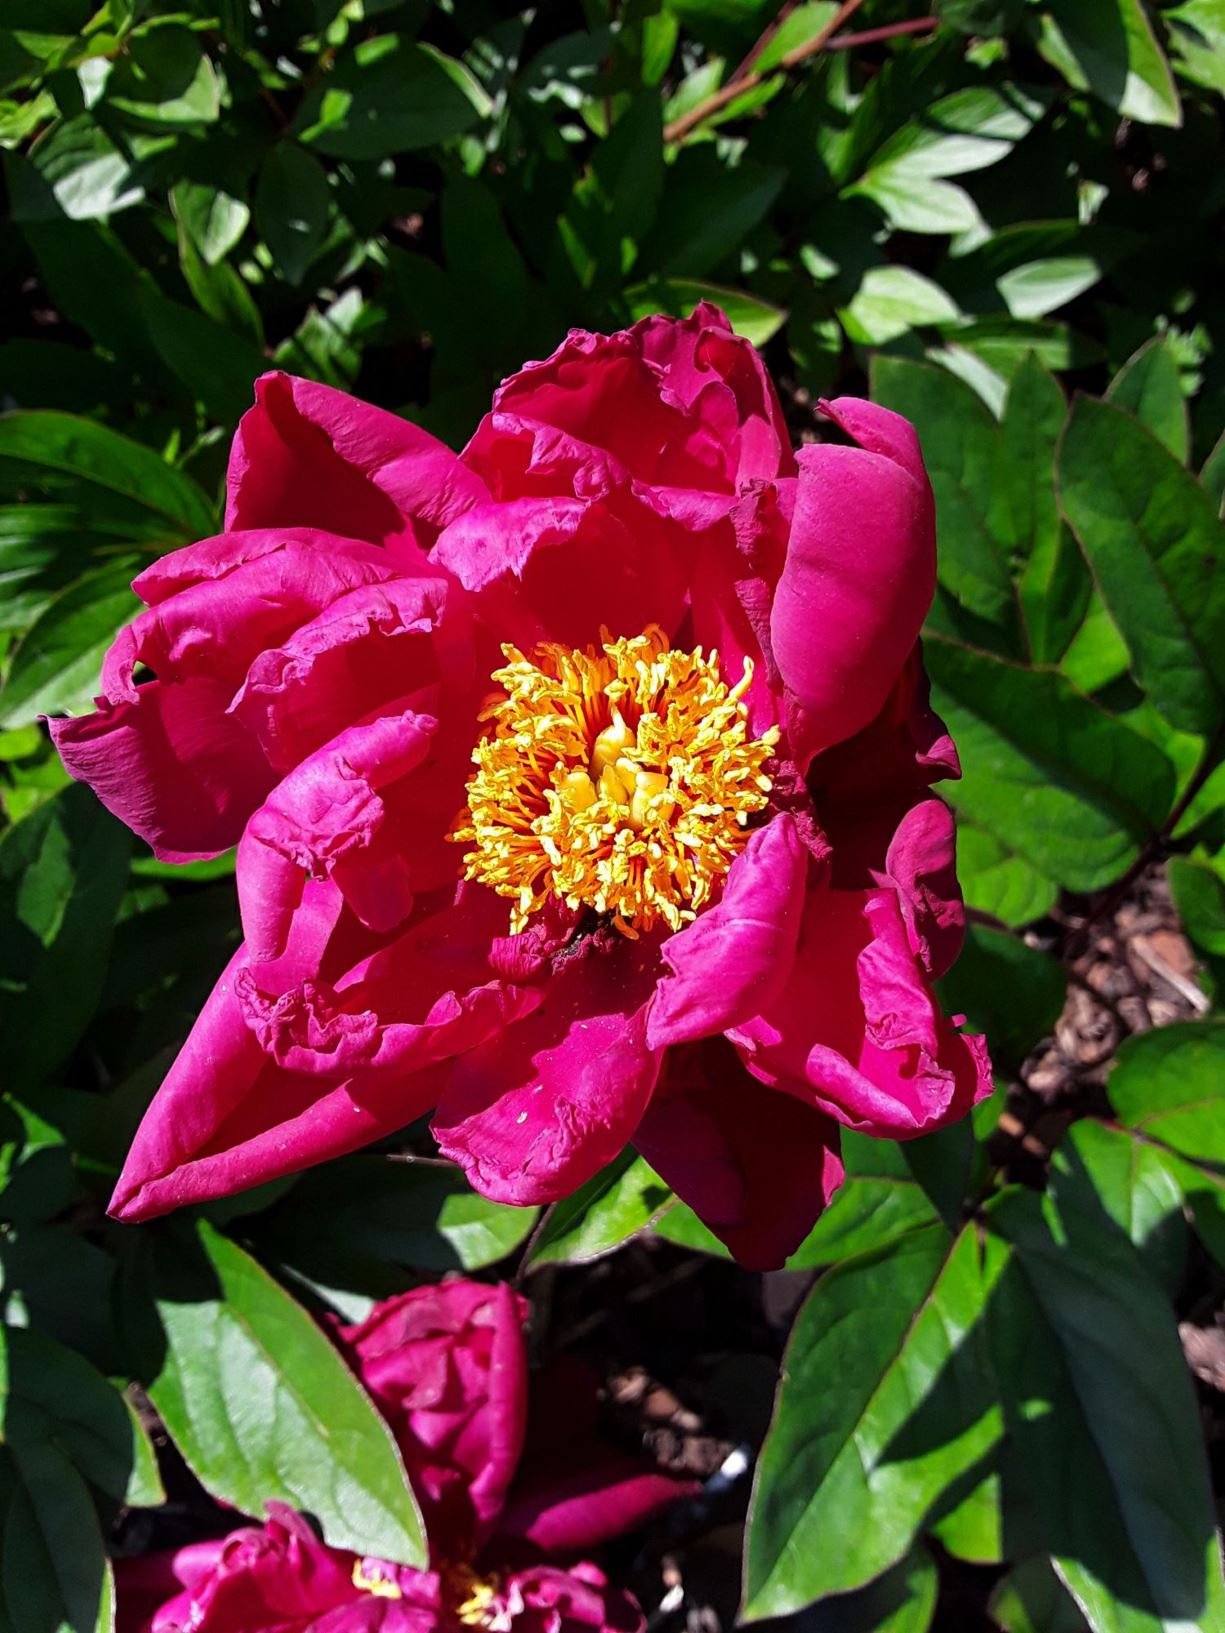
[
  {"x1": 54, "y1": 304, "x2": 990, "y2": 1268},
  {"x1": 116, "y1": 1280, "x2": 683, "y2": 1633}
]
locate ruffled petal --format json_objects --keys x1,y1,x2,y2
[
  {"x1": 237, "y1": 709, "x2": 438, "y2": 961},
  {"x1": 228, "y1": 577, "x2": 460, "y2": 772},
  {"x1": 881, "y1": 797, "x2": 964, "y2": 980},
  {"x1": 433, "y1": 490, "x2": 691, "y2": 655},
  {"x1": 49, "y1": 676, "x2": 275, "y2": 863},
  {"x1": 500, "y1": 1565, "x2": 643, "y2": 1633},
  {"x1": 338, "y1": 1281, "x2": 528, "y2": 1546},
  {"x1": 646, "y1": 815, "x2": 815, "y2": 1050},
  {"x1": 226, "y1": 371, "x2": 487, "y2": 551},
  {"x1": 103, "y1": 529, "x2": 399, "y2": 702},
  {"x1": 770, "y1": 400, "x2": 936, "y2": 758},
  {"x1": 731, "y1": 887, "x2": 991, "y2": 1139},
  {"x1": 109, "y1": 888, "x2": 535, "y2": 1222},
  {"x1": 431, "y1": 936, "x2": 664, "y2": 1205},
  {"x1": 635, "y1": 1038, "x2": 843, "y2": 1270}
]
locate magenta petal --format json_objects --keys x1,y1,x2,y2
[
  {"x1": 732, "y1": 888, "x2": 992, "y2": 1139},
  {"x1": 338, "y1": 1281, "x2": 528, "y2": 1547},
  {"x1": 237, "y1": 709, "x2": 438, "y2": 961},
  {"x1": 635, "y1": 1040, "x2": 843, "y2": 1271},
  {"x1": 501, "y1": 1461, "x2": 692, "y2": 1558},
  {"x1": 226, "y1": 371, "x2": 487, "y2": 550},
  {"x1": 646, "y1": 815, "x2": 814, "y2": 1050},
  {"x1": 770, "y1": 402, "x2": 935, "y2": 756},
  {"x1": 501, "y1": 1565, "x2": 643, "y2": 1633},
  {"x1": 49, "y1": 676, "x2": 275, "y2": 862},
  {"x1": 431, "y1": 937, "x2": 664, "y2": 1205},
  {"x1": 106, "y1": 529, "x2": 400, "y2": 701},
  {"x1": 883, "y1": 797, "x2": 965, "y2": 979},
  {"x1": 228, "y1": 577, "x2": 455, "y2": 772}
]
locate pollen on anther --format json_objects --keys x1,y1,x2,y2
[{"x1": 451, "y1": 627, "x2": 778, "y2": 936}]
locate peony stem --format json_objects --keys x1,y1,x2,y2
[{"x1": 663, "y1": 0, "x2": 867, "y2": 144}]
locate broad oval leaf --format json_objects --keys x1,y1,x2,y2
[
  {"x1": 0, "y1": 410, "x2": 214, "y2": 538},
  {"x1": 988, "y1": 1188, "x2": 1225, "y2": 1630},
  {"x1": 531, "y1": 1150, "x2": 671, "y2": 1266},
  {"x1": 1058, "y1": 397, "x2": 1225, "y2": 735},
  {"x1": 925, "y1": 633, "x2": 1176, "y2": 891},
  {"x1": 136, "y1": 1220, "x2": 426, "y2": 1566},
  {"x1": 743, "y1": 1223, "x2": 1003, "y2": 1619}
]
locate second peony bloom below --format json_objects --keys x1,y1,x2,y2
[
  {"x1": 53, "y1": 304, "x2": 990, "y2": 1268},
  {"x1": 118, "y1": 1278, "x2": 691, "y2": 1632}
]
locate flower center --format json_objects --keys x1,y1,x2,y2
[{"x1": 454, "y1": 627, "x2": 778, "y2": 936}]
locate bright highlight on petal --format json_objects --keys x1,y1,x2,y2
[{"x1": 454, "y1": 627, "x2": 779, "y2": 935}]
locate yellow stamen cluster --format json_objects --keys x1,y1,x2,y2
[
  {"x1": 352, "y1": 1560, "x2": 500, "y2": 1627},
  {"x1": 453, "y1": 626, "x2": 778, "y2": 936},
  {"x1": 352, "y1": 1560, "x2": 403, "y2": 1600}
]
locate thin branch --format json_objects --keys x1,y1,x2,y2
[
  {"x1": 826, "y1": 16, "x2": 938, "y2": 51},
  {"x1": 663, "y1": 0, "x2": 867, "y2": 144},
  {"x1": 727, "y1": 0, "x2": 801, "y2": 87}
]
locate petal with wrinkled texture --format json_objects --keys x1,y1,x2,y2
[
  {"x1": 237, "y1": 709, "x2": 438, "y2": 961},
  {"x1": 226, "y1": 372, "x2": 487, "y2": 551},
  {"x1": 731, "y1": 887, "x2": 991, "y2": 1139},
  {"x1": 431, "y1": 936, "x2": 664, "y2": 1205},
  {"x1": 50, "y1": 676, "x2": 275, "y2": 863},
  {"x1": 646, "y1": 815, "x2": 814, "y2": 1050}
]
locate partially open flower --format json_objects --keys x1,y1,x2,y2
[
  {"x1": 54, "y1": 305, "x2": 990, "y2": 1268},
  {"x1": 116, "y1": 1280, "x2": 686, "y2": 1633}
]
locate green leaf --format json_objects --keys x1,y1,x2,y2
[
  {"x1": 988, "y1": 1187, "x2": 1225, "y2": 1629},
  {"x1": 640, "y1": 149, "x2": 783, "y2": 278},
  {"x1": 0, "y1": 1323, "x2": 132, "y2": 1631},
  {"x1": 1168, "y1": 855, "x2": 1225, "y2": 975},
  {"x1": 924, "y1": 633, "x2": 1175, "y2": 892},
  {"x1": 297, "y1": 37, "x2": 487, "y2": 159},
  {"x1": 1037, "y1": 0, "x2": 1182, "y2": 127},
  {"x1": 120, "y1": 1390, "x2": 166, "y2": 1508},
  {"x1": 6, "y1": 116, "x2": 153, "y2": 221},
  {"x1": 141, "y1": 294, "x2": 268, "y2": 426},
  {"x1": 955, "y1": 820, "x2": 1059, "y2": 927},
  {"x1": 0, "y1": 1326, "x2": 136, "y2": 1506},
  {"x1": 530, "y1": 1151, "x2": 671, "y2": 1266},
  {"x1": 743, "y1": 1224, "x2": 1002, "y2": 1618},
  {"x1": 624, "y1": 278, "x2": 785, "y2": 346},
  {"x1": 839, "y1": 266, "x2": 960, "y2": 347},
  {"x1": 1051, "y1": 1118, "x2": 1187, "y2": 1292},
  {"x1": 872, "y1": 358, "x2": 1015, "y2": 631},
  {"x1": 136, "y1": 1220, "x2": 426, "y2": 1564},
  {"x1": 991, "y1": 1558, "x2": 1092, "y2": 1633},
  {"x1": 1058, "y1": 395, "x2": 1225, "y2": 736},
  {"x1": 0, "y1": 410, "x2": 214, "y2": 537},
  {"x1": 260, "y1": 1157, "x2": 538, "y2": 1290},
  {"x1": 1, "y1": 556, "x2": 140, "y2": 728},
  {"x1": 851, "y1": 86, "x2": 1048, "y2": 234},
  {"x1": 1167, "y1": 0, "x2": 1225, "y2": 95},
  {"x1": 1059, "y1": 592, "x2": 1132, "y2": 694},
  {"x1": 105, "y1": 22, "x2": 218, "y2": 127},
  {"x1": 1106, "y1": 1019, "x2": 1225, "y2": 1163},
  {"x1": 1105, "y1": 336, "x2": 1190, "y2": 463},
  {"x1": 0, "y1": 1442, "x2": 115, "y2": 1633},
  {"x1": 801, "y1": 1547, "x2": 939, "y2": 1632},
  {"x1": 256, "y1": 144, "x2": 332, "y2": 287},
  {"x1": 0, "y1": 783, "x2": 131, "y2": 1088},
  {"x1": 996, "y1": 257, "x2": 1103, "y2": 321},
  {"x1": 171, "y1": 178, "x2": 249, "y2": 264},
  {"x1": 785, "y1": 1160, "x2": 941, "y2": 1270},
  {"x1": 936, "y1": 924, "x2": 1064, "y2": 1074}
]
